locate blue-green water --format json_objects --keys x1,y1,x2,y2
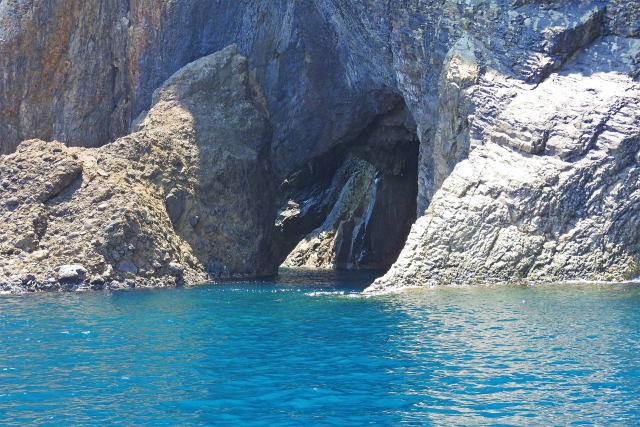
[{"x1": 1, "y1": 270, "x2": 640, "y2": 425}]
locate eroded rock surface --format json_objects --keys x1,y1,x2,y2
[
  {"x1": 369, "y1": 36, "x2": 640, "y2": 292},
  {"x1": 276, "y1": 100, "x2": 419, "y2": 271},
  {"x1": 0, "y1": 46, "x2": 276, "y2": 292},
  {"x1": 1, "y1": 1, "x2": 640, "y2": 292}
]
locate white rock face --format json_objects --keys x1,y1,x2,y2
[{"x1": 369, "y1": 36, "x2": 640, "y2": 292}]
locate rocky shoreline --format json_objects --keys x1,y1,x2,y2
[{"x1": 1, "y1": 1, "x2": 639, "y2": 293}]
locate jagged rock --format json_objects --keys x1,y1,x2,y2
[
  {"x1": 0, "y1": 0, "x2": 400, "y2": 183},
  {"x1": 0, "y1": 45, "x2": 276, "y2": 292},
  {"x1": 1, "y1": 1, "x2": 640, "y2": 292},
  {"x1": 282, "y1": 153, "x2": 417, "y2": 271},
  {"x1": 168, "y1": 262, "x2": 184, "y2": 277},
  {"x1": 369, "y1": 36, "x2": 640, "y2": 292}
]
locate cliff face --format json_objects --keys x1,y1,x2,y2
[
  {"x1": 1, "y1": 0, "x2": 639, "y2": 291},
  {"x1": 370, "y1": 37, "x2": 640, "y2": 291},
  {"x1": 370, "y1": 2, "x2": 640, "y2": 290},
  {"x1": 0, "y1": 0, "x2": 398, "y2": 179}
]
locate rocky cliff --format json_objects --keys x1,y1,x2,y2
[
  {"x1": 0, "y1": 46, "x2": 276, "y2": 291},
  {"x1": 369, "y1": 2, "x2": 640, "y2": 291},
  {"x1": 1, "y1": 0, "x2": 639, "y2": 292}
]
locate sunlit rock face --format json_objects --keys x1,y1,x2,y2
[
  {"x1": 1, "y1": 0, "x2": 639, "y2": 291},
  {"x1": 0, "y1": 46, "x2": 276, "y2": 292},
  {"x1": 369, "y1": 37, "x2": 640, "y2": 292}
]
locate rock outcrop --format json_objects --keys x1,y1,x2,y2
[
  {"x1": 0, "y1": 46, "x2": 276, "y2": 292},
  {"x1": 281, "y1": 153, "x2": 416, "y2": 271},
  {"x1": 276, "y1": 100, "x2": 419, "y2": 271},
  {"x1": 1, "y1": 1, "x2": 640, "y2": 292},
  {"x1": 369, "y1": 36, "x2": 640, "y2": 292}
]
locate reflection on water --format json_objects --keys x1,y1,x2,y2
[{"x1": 1, "y1": 272, "x2": 639, "y2": 425}]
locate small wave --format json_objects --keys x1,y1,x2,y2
[{"x1": 306, "y1": 291, "x2": 346, "y2": 296}]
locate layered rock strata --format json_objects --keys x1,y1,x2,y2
[
  {"x1": 1, "y1": 1, "x2": 639, "y2": 292},
  {"x1": 369, "y1": 36, "x2": 640, "y2": 292}
]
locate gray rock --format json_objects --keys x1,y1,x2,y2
[
  {"x1": 0, "y1": 46, "x2": 276, "y2": 292},
  {"x1": 369, "y1": 36, "x2": 640, "y2": 292},
  {"x1": 188, "y1": 214, "x2": 200, "y2": 228},
  {"x1": 56, "y1": 265, "x2": 87, "y2": 283},
  {"x1": 165, "y1": 187, "x2": 186, "y2": 225},
  {"x1": 281, "y1": 153, "x2": 417, "y2": 271},
  {"x1": 168, "y1": 262, "x2": 184, "y2": 277},
  {"x1": 0, "y1": 0, "x2": 399, "y2": 181},
  {"x1": 107, "y1": 280, "x2": 127, "y2": 291},
  {"x1": 1, "y1": 1, "x2": 640, "y2": 294},
  {"x1": 117, "y1": 261, "x2": 138, "y2": 275},
  {"x1": 4, "y1": 198, "x2": 19, "y2": 209}
]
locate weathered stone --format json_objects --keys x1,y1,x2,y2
[
  {"x1": 117, "y1": 261, "x2": 138, "y2": 275},
  {"x1": 165, "y1": 188, "x2": 186, "y2": 225},
  {"x1": 282, "y1": 153, "x2": 417, "y2": 271},
  {"x1": 2, "y1": 1, "x2": 640, "y2": 294},
  {"x1": 369, "y1": 36, "x2": 640, "y2": 292},
  {"x1": 605, "y1": 0, "x2": 640, "y2": 37},
  {"x1": 56, "y1": 265, "x2": 87, "y2": 283},
  {"x1": 0, "y1": 46, "x2": 276, "y2": 292},
  {"x1": 168, "y1": 262, "x2": 184, "y2": 277},
  {"x1": 4, "y1": 198, "x2": 19, "y2": 209},
  {"x1": 0, "y1": 0, "x2": 400, "y2": 182}
]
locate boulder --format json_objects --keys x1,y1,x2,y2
[{"x1": 56, "y1": 265, "x2": 87, "y2": 283}]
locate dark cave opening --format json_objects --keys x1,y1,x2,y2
[{"x1": 273, "y1": 99, "x2": 419, "y2": 271}]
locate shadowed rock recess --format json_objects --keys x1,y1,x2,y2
[{"x1": 1, "y1": 0, "x2": 639, "y2": 292}]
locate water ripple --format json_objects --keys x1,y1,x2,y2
[{"x1": 1, "y1": 272, "x2": 639, "y2": 425}]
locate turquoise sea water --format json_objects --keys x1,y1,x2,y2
[{"x1": 1, "y1": 269, "x2": 640, "y2": 425}]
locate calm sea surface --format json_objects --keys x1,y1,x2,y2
[{"x1": 1, "y1": 269, "x2": 639, "y2": 425}]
